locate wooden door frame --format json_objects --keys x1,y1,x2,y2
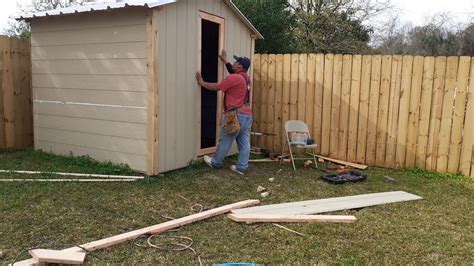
[{"x1": 196, "y1": 11, "x2": 225, "y2": 156}]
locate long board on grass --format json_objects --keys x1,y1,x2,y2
[{"x1": 232, "y1": 191, "x2": 422, "y2": 216}]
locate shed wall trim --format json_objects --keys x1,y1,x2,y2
[{"x1": 146, "y1": 9, "x2": 160, "y2": 175}]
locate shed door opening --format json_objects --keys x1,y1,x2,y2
[{"x1": 200, "y1": 19, "x2": 220, "y2": 150}]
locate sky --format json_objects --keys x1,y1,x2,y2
[{"x1": 0, "y1": 0, "x2": 473, "y2": 34}]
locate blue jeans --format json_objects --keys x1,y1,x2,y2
[{"x1": 211, "y1": 113, "x2": 253, "y2": 172}]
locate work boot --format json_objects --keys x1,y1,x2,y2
[
  {"x1": 203, "y1": 155, "x2": 214, "y2": 168},
  {"x1": 231, "y1": 165, "x2": 245, "y2": 175}
]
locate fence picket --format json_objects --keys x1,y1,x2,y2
[
  {"x1": 415, "y1": 57, "x2": 435, "y2": 168},
  {"x1": 321, "y1": 54, "x2": 333, "y2": 155},
  {"x1": 347, "y1": 55, "x2": 362, "y2": 162},
  {"x1": 436, "y1": 57, "x2": 459, "y2": 172},
  {"x1": 274, "y1": 54, "x2": 284, "y2": 152},
  {"x1": 460, "y1": 59, "x2": 474, "y2": 176},
  {"x1": 448, "y1": 57, "x2": 471, "y2": 172},
  {"x1": 426, "y1": 57, "x2": 447, "y2": 170},
  {"x1": 375, "y1": 55, "x2": 392, "y2": 167},
  {"x1": 338, "y1": 55, "x2": 352, "y2": 160},
  {"x1": 405, "y1": 56, "x2": 424, "y2": 167},
  {"x1": 330, "y1": 54, "x2": 343, "y2": 157},
  {"x1": 366, "y1": 55, "x2": 382, "y2": 165}
]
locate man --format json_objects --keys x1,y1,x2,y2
[{"x1": 195, "y1": 51, "x2": 253, "y2": 175}]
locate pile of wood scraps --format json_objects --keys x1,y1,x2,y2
[{"x1": 314, "y1": 155, "x2": 368, "y2": 170}]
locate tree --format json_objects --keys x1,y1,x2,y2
[
  {"x1": 3, "y1": 0, "x2": 83, "y2": 38},
  {"x1": 374, "y1": 13, "x2": 473, "y2": 56},
  {"x1": 459, "y1": 23, "x2": 474, "y2": 55},
  {"x1": 289, "y1": 0, "x2": 391, "y2": 54},
  {"x1": 233, "y1": 0, "x2": 297, "y2": 53}
]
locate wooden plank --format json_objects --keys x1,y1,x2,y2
[
  {"x1": 33, "y1": 74, "x2": 147, "y2": 92},
  {"x1": 356, "y1": 55, "x2": 371, "y2": 163},
  {"x1": 251, "y1": 54, "x2": 261, "y2": 146},
  {"x1": 29, "y1": 249, "x2": 85, "y2": 265},
  {"x1": 36, "y1": 127, "x2": 147, "y2": 156},
  {"x1": 366, "y1": 55, "x2": 382, "y2": 165},
  {"x1": 425, "y1": 56, "x2": 447, "y2": 170},
  {"x1": 22, "y1": 38, "x2": 33, "y2": 148},
  {"x1": 347, "y1": 55, "x2": 362, "y2": 162},
  {"x1": 405, "y1": 56, "x2": 424, "y2": 167},
  {"x1": 436, "y1": 56, "x2": 459, "y2": 172},
  {"x1": 2, "y1": 37, "x2": 15, "y2": 148},
  {"x1": 11, "y1": 38, "x2": 23, "y2": 148},
  {"x1": 34, "y1": 102, "x2": 147, "y2": 124},
  {"x1": 315, "y1": 154, "x2": 368, "y2": 169},
  {"x1": 266, "y1": 54, "x2": 276, "y2": 150},
  {"x1": 232, "y1": 191, "x2": 422, "y2": 216},
  {"x1": 145, "y1": 11, "x2": 158, "y2": 176},
  {"x1": 306, "y1": 54, "x2": 316, "y2": 142},
  {"x1": 2, "y1": 179, "x2": 136, "y2": 182},
  {"x1": 227, "y1": 214, "x2": 357, "y2": 224},
  {"x1": 31, "y1": 42, "x2": 146, "y2": 60},
  {"x1": 32, "y1": 59, "x2": 147, "y2": 75},
  {"x1": 35, "y1": 140, "x2": 147, "y2": 172},
  {"x1": 0, "y1": 170, "x2": 143, "y2": 179},
  {"x1": 31, "y1": 9, "x2": 146, "y2": 33},
  {"x1": 321, "y1": 54, "x2": 334, "y2": 155},
  {"x1": 375, "y1": 55, "x2": 392, "y2": 167},
  {"x1": 415, "y1": 56, "x2": 435, "y2": 168},
  {"x1": 337, "y1": 54, "x2": 352, "y2": 160},
  {"x1": 13, "y1": 199, "x2": 261, "y2": 266},
  {"x1": 34, "y1": 88, "x2": 147, "y2": 107},
  {"x1": 297, "y1": 54, "x2": 307, "y2": 122},
  {"x1": 281, "y1": 54, "x2": 291, "y2": 149},
  {"x1": 0, "y1": 38, "x2": 5, "y2": 148},
  {"x1": 260, "y1": 54, "x2": 268, "y2": 149},
  {"x1": 289, "y1": 54, "x2": 299, "y2": 121},
  {"x1": 34, "y1": 115, "x2": 147, "y2": 140},
  {"x1": 274, "y1": 54, "x2": 284, "y2": 152},
  {"x1": 385, "y1": 55, "x2": 403, "y2": 168},
  {"x1": 31, "y1": 24, "x2": 146, "y2": 47},
  {"x1": 313, "y1": 54, "x2": 325, "y2": 153},
  {"x1": 330, "y1": 54, "x2": 343, "y2": 157},
  {"x1": 447, "y1": 56, "x2": 471, "y2": 172},
  {"x1": 395, "y1": 55, "x2": 414, "y2": 168},
  {"x1": 460, "y1": 58, "x2": 474, "y2": 176},
  {"x1": 79, "y1": 200, "x2": 260, "y2": 251}
]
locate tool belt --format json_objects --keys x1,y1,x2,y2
[{"x1": 223, "y1": 74, "x2": 250, "y2": 135}]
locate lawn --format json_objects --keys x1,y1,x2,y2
[{"x1": 0, "y1": 149, "x2": 473, "y2": 264}]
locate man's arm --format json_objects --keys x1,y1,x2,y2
[
  {"x1": 225, "y1": 63, "x2": 234, "y2": 74},
  {"x1": 219, "y1": 50, "x2": 234, "y2": 74},
  {"x1": 196, "y1": 72, "x2": 220, "y2": 91}
]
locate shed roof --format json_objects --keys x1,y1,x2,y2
[{"x1": 16, "y1": 0, "x2": 263, "y2": 39}]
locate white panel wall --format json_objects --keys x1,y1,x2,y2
[{"x1": 31, "y1": 9, "x2": 148, "y2": 171}]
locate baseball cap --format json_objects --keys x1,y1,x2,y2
[{"x1": 233, "y1": 55, "x2": 251, "y2": 70}]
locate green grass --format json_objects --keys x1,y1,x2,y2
[{"x1": 0, "y1": 149, "x2": 473, "y2": 264}]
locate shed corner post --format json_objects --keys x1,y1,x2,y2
[{"x1": 146, "y1": 8, "x2": 160, "y2": 176}]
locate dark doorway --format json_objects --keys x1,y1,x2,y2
[{"x1": 200, "y1": 19, "x2": 220, "y2": 149}]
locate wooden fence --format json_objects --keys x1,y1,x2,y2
[
  {"x1": 0, "y1": 36, "x2": 33, "y2": 149},
  {"x1": 252, "y1": 54, "x2": 474, "y2": 177}
]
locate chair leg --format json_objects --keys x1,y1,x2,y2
[
  {"x1": 288, "y1": 142, "x2": 296, "y2": 171},
  {"x1": 312, "y1": 148, "x2": 318, "y2": 168}
]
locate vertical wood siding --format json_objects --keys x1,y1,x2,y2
[
  {"x1": 252, "y1": 54, "x2": 474, "y2": 178},
  {"x1": 158, "y1": 0, "x2": 254, "y2": 172}
]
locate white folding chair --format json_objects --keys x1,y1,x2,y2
[{"x1": 284, "y1": 120, "x2": 318, "y2": 171}]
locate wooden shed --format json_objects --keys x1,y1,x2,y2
[{"x1": 18, "y1": 0, "x2": 263, "y2": 175}]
